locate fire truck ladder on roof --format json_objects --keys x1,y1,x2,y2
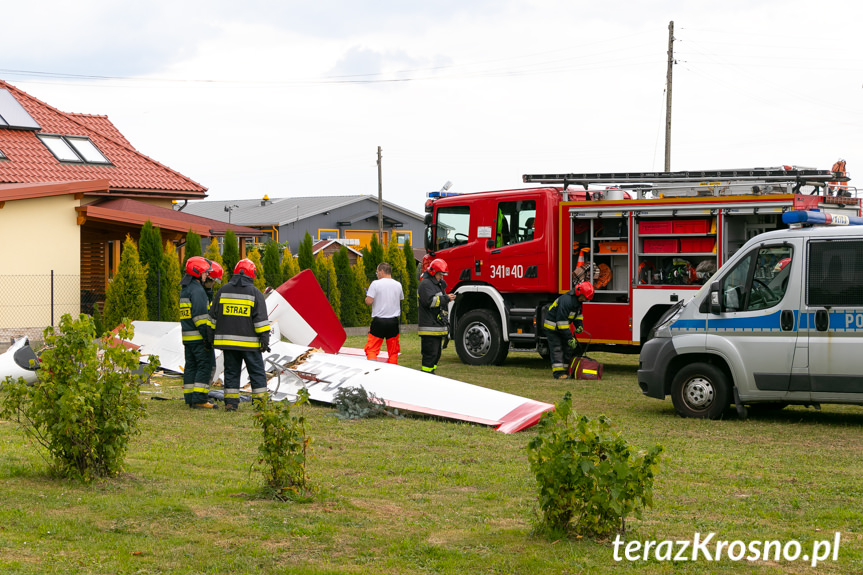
[{"x1": 522, "y1": 168, "x2": 852, "y2": 199}]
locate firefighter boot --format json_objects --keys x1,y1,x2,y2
[{"x1": 190, "y1": 402, "x2": 218, "y2": 409}]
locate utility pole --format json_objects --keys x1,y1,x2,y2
[
  {"x1": 665, "y1": 20, "x2": 674, "y2": 172},
  {"x1": 377, "y1": 146, "x2": 383, "y2": 242}
]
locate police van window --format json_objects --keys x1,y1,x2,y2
[
  {"x1": 808, "y1": 240, "x2": 863, "y2": 307},
  {"x1": 435, "y1": 206, "x2": 470, "y2": 251},
  {"x1": 496, "y1": 200, "x2": 537, "y2": 247},
  {"x1": 721, "y1": 245, "x2": 793, "y2": 312}
]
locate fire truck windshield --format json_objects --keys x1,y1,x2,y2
[{"x1": 433, "y1": 206, "x2": 471, "y2": 251}]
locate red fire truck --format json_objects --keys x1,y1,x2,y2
[{"x1": 422, "y1": 167, "x2": 857, "y2": 365}]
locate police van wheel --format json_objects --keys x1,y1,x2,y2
[{"x1": 671, "y1": 362, "x2": 729, "y2": 419}]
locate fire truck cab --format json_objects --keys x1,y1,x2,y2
[{"x1": 424, "y1": 167, "x2": 857, "y2": 366}]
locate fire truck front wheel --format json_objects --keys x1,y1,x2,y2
[{"x1": 455, "y1": 309, "x2": 508, "y2": 366}]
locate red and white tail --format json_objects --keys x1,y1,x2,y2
[{"x1": 266, "y1": 270, "x2": 346, "y2": 353}]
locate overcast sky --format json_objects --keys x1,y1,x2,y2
[{"x1": 2, "y1": 0, "x2": 860, "y2": 215}]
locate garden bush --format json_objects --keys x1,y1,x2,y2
[
  {"x1": 0, "y1": 314, "x2": 156, "y2": 481},
  {"x1": 252, "y1": 388, "x2": 313, "y2": 501},
  {"x1": 527, "y1": 391, "x2": 663, "y2": 538}
]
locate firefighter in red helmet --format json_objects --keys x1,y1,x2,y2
[
  {"x1": 202, "y1": 259, "x2": 224, "y2": 385},
  {"x1": 180, "y1": 256, "x2": 217, "y2": 408},
  {"x1": 542, "y1": 281, "x2": 594, "y2": 379},
  {"x1": 417, "y1": 258, "x2": 455, "y2": 374},
  {"x1": 206, "y1": 258, "x2": 270, "y2": 411},
  {"x1": 203, "y1": 260, "x2": 223, "y2": 303}
]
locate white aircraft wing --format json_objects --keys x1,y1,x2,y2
[
  {"x1": 123, "y1": 272, "x2": 553, "y2": 433},
  {"x1": 265, "y1": 340, "x2": 552, "y2": 433}
]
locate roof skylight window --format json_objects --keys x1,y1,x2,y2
[
  {"x1": 37, "y1": 134, "x2": 112, "y2": 165},
  {"x1": 66, "y1": 137, "x2": 110, "y2": 163}
]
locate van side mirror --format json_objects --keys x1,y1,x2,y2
[
  {"x1": 709, "y1": 281, "x2": 722, "y2": 315},
  {"x1": 424, "y1": 213, "x2": 433, "y2": 226}
]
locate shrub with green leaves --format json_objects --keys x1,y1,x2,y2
[
  {"x1": 0, "y1": 314, "x2": 156, "y2": 482},
  {"x1": 252, "y1": 389, "x2": 313, "y2": 501},
  {"x1": 526, "y1": 392, "x2": 663, "y2": 538}
]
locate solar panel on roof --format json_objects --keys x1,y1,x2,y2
[{"x1": 0, "y1": 89, "x2": 41, "y2": 130}]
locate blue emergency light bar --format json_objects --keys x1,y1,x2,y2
[
  {"x1": 782, "y1": 210, "x2": 863, "y2": 226},
  {"x1": 426, "y1": 191, "x2": 462, "y2": 199}
]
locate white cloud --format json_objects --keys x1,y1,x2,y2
[{"x1": 3, "y1": 0, "x2": 861, "y2": 214}]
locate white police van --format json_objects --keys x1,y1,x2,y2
[{"x1": 638, "y1": 210, "x2": 863, "y2": 419}]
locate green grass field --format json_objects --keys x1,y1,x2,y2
[{"x1": 1, "y1": 333, "x2": 861, "y2": 574}]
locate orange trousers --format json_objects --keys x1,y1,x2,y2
[{"x1": 364, "y1": 333, "x2": 400, "y2": 364}]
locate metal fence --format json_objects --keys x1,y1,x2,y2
[{"x1": 0, "y1": 273, "x2": 102, "y2": 344}]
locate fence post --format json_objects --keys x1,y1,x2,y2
[
  {"x1": 51, "y1": 269, "x2": 55, "y2": 326},
  {"x1": 157, "y1": 268, "x2": 162, "y2": 321}
]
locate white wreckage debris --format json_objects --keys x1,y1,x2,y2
[
  {"x1": 123, "y1": 270, "x2": 553, "y2": 433},
  {"x1": 0, "y1": 337, "x2": 40, "y2": 385}
]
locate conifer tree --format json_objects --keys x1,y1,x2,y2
[
  {"x1": 262, "y1": 241, "x2": 282, "y2": 288},
  {"x1": 280, "y1": 243, "x2": 301, "y2": 281},
  {"x1": 139, "y1": 220, "x2": 166, "y2": 320},
  {"x1": 204, "y1": 237, "x2": 223, "y2": 266},
  {"x1": 353, "y1": 258, "x2": 372, "y2": 327},
  {"x1": 103, "y1": 235, "x2": 148, "y2": 331},
  {"x1": 385, "y1": 239, "x2": 409, "y2": 322},
  {"x1": 314, "y1": 253, "x2": 340, "y2": 320},
  {"x1": 184, "y1": 230, "x2": 203, "y2": 269},
  {"x1": 333, "y1": 246, "x2": 360, "y2": 327},
  {"x1": 298, "y1": 231, "x2": 315, "y2": 271},
  {"x1": 222, "y1": 229, "x2": 239, "y2": 281},
  {"x1": 161, "y1": 241, "x2": 182, "y2": 322},
  {"x1": 403, "y1": 238, "x2": 419, "y2": 323},
  {"x1": 246, "y1": 248, "x2": 267, "y2": 292},
  {"x1": 363, "y1": 234, "x2": 385, "y2": 283}
]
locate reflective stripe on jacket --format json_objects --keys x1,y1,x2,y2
[
  {"x1": 542, "y1": 292, "x2": 584, "y2": 334},
  {"x1": 208, "y1": 274, "x2": 270, "y2": 351},
  {"x1": 418, "y1": 274, "x2": 449, "y2": 336},
  {"x1": 180, "y1": 275, "x2": 210, "y2": 343}
]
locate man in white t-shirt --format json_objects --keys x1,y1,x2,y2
[{"x1": 364, "y1": 262, "x2": 405, "y2": 364}]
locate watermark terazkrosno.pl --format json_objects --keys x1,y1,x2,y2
[{"x1": 613, "y1": 532, "x2": 841, "y2": 568}]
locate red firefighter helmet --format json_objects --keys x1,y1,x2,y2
[
  {"x1": 573, "y1": 281, "x2": 595, "y2": 301},
  {"x1": 234, "y1": 258, "x2": 256, "y2": 279},
  {"x1": 207, "y1": 260, "x2": 224, "y2": 283},
  {"x1": 185, "y1": 256, "x2": 211, "y2": 279},
  {"x1": 427, "y1": 258, "x2": 449, "y2": 276}
]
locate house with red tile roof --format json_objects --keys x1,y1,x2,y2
[{"x1": 0, "y1": 80, "x2": 262, "y2": 334}]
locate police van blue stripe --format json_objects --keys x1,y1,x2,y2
[{"x1": 671, "y1": 310, "x2": 788, "y2": 334}]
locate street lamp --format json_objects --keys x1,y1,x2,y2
[{"x1": 224, "y1": 204, "x2": 239, "y2": 224}]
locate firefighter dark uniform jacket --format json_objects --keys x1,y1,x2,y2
[
  {"x1": 418, "y1": 274, "x2": 449, "y2": 336},
  {"x1": 207, "y1": 273, "x2": 270, "y2": 351},
  {"x1": 180, "y1": 275, "x2": 210, "y2": 343},
  {"x1": 542, "y1": 291, "x2": 584, "y2": 336}
]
